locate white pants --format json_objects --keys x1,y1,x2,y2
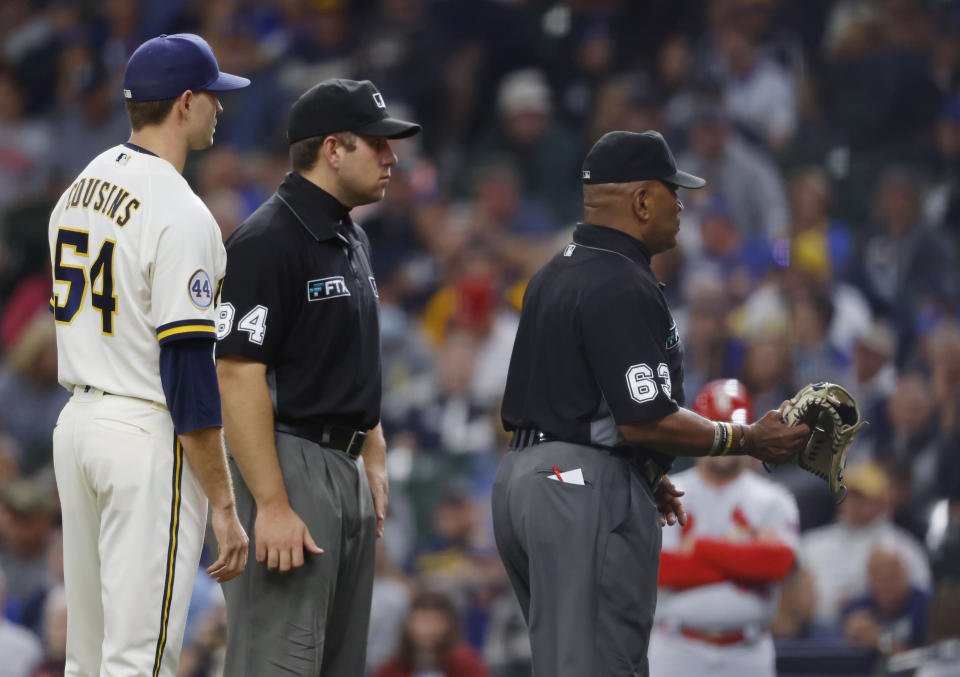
[
  {"x1": 53, "y1": 388, "x2": 206, "y2": 677},
  {"x1": 648, "y1": 626, "x2": 776, "y2": 677}
]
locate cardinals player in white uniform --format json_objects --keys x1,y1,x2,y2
[
  {"x1": 649, "y1": 380, "x2": 800, "y2": 677},
  {"x1": 49, "y1": 34, "x2": 249, "y2": 676}
]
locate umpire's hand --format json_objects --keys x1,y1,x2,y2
[
  {"x1": 743, "y1": 404, "x2": 811, "y2": 464},
  {"x1": 255, "y1": 502, "x2": 324, "y2": 573},
  {"x1": 208, "y1": 505, "x2": 249, "y2": 583}
]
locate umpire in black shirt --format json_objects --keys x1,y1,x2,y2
[
  {"x1": 493, "y1": 131, "x2": 810, "y2": 677},
  {"x1": 215, "y1": 79, "x2": 419, "y2": 676}
]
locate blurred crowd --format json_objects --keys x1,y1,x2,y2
[{"x1": 1, "y1": 0, "x2": 960, "y2": 675}]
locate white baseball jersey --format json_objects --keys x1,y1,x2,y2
[
  {"x1": 656, "y1": 467, "x2": 800, "y2": 629},
  {"x1": 649, "y1": 467, "x2": 799, "y2": 677},
  {"x1": 49, "y1": 143, "x2": 226, "y2": 402},
  {"x1": 49, "y1": 143, "x2": 224, "y2": 677}
]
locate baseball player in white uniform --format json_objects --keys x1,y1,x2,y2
[
  {"x1": 649, "y1": 380, "x2": 800, "y2": 677},
  {"x1": 49, "y1": 34, "x2": 250, "y2": 677}
]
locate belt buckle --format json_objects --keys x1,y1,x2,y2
[{"x1": 346, "y1": 430, "x2": 367, "y2": 459}]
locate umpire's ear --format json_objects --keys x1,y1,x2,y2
[
  {"x1": 320, "y1": 135, "x2": 343, "y2": 169},
  {"x1": 631, "y1": 183, "x2": 649, "y2": 223}
]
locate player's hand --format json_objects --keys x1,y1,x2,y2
[
  {"x1": 208, "y1": 505, "x2": 249, "y2": 583},
  {"x1": 365, "y1": 464, "x2": 389, "y2": 539},
  {"x1": 743, "y1": 406, "x2": 810, "y2": 465},
  {"x1": 254, "y1": 501, "x2": 323, "y2": 573},
  {"x1": 654, "y1": 474, "x2": 687, "y2": 527}
]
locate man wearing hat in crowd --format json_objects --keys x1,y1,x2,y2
[
  {"x1": 48, "y1": 33, "x2": 250, "y2": 677},
  {"x1": 215, "y1": 78, "x2": 420, "y2": 676},
  {"x1": 493, "y1": 130, "x2": 810, "y2": 676}
]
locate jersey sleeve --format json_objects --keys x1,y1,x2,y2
[
  {"x1": 215, "y1": 226, "x2": 295, "y2": 363},
  {"x1": 579, "y1": 271, "x2": 678, "y2": 423},
  {"x1": 148, "y1": 201, "x2": 226, "y2": 346},
  {"x1": 754, "y1": 486, "x2": 801, "y2": 551}
]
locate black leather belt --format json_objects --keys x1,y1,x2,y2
[
  {"x1": 276, "y1": 421, "x2": 367, "y2": 459},
  {"x1": 510, "y1": 428, "x2": 666, "y2": 489},
  {"x1": 509, "y1": 428, "x2": 557, "y2": 448}
]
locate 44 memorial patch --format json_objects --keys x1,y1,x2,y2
[{"x1": 188, "y1": 269, "x2": 214, "y2": 309}]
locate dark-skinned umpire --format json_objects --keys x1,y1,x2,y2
[{"x1": 492, "y1": 130, "x2": 811, "y2": 677}]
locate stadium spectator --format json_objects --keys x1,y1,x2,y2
[
  {"x1": 0, "y1": 63, "x2": 51, "y2": 210},
  {"x1": 717, "y1": 27, "x2": 798, "y2": 151},
  {"x1": 30, "y1": 584, "x2": 66, "y2": 676},
  {"x1": 677, "y1": 98, "x2": 790, "y2": 239},
  {"x1": 801, "y1": 462, "x2": 931, "y2": 626},
  {"x1": 0, "y1": 565, "x2": 41, "y2": 677},
  {"x1": 482, "y1": 590, "x2": 531, "y2": 677},
  {"x1": 367, "y1": 540, "x2": 413, "y2": 676},
  {"x1": 0, "y1": 478, "x2": 57, "y2": 608},
  {"x1": 399, "y1": 330, "x2": 495, "y2": 456},
  {"x1": 875, "y1": 373, "x2": 940, "y2": 505},
  {"x1": 460, "y1": 68, "x2": 582, "y2": 223},
  {"x1": 847, "y1": 320, "x2": 898, "y2": 430},
  {"x1": 854, "y1": 168, "x2": 957, "y2": 361},
  {"x1": 840, "y1": 538, "x2": 931, "y2": 653},
  {"x1": 0, "y1": 313, "x2": 70, "y2": 470},
  {"x1": 47, "y1": 59, "x2": 129, "y2": 183},
  {"x1": 771, "y1": 567, "x2": 843, "y2": 644},
  {"x1": 15, "y1": 526, "x2": 60, "y2": 637},
  {"x1": 376, "y1": 589, "x2": 488, "y2": 677}
]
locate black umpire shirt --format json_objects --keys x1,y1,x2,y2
[
  {"x1": 216, "y1": 172, "x2": 381, "y2": 433},
  {"x1": 501, "y1": 223, "x2": 685, "y2": 471}
]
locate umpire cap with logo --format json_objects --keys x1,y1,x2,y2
[
  {"x1": 122, "y1": 33, "x2": 250, "y2": 102},
  {"x1": 287, "y1": 79, "x2": 421, "y2": 144},
  {"x1": 581, "y1": 130, "x2": 705, "y2": 188}
]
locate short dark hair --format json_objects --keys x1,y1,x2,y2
[
  {"x1": 125, "y1": 98, "x2": 177, "y2": 131},
  {"x1": 289, "y1": 132, "x2": 357, "y2": 172}
]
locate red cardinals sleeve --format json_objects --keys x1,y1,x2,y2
[
  {"x1": 658, "y1": 551, "x2": 727, "y2": 589},
  {"x1": 691, "y1": 538, "x2": 796, "y2": 583}
]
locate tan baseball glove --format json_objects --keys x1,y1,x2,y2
[{"x1": 781, "y1": 382, "x2": 868, "y2": 501}]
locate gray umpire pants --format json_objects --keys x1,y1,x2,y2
[
  {"x1": 222, "y1": 432, "x2": 376, "y2": 676},
  {"x1": 491, "y1": 441, "x2": 662, "y2": 677}
]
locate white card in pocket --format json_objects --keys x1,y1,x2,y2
[{"x1": 547, "y1": 468, "x2": 585, "y2": 485}]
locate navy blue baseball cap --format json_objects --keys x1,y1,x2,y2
[{"x1": 122, "y1": 34, "x2": 250, "y2": 103}]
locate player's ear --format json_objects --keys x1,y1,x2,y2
[{"x1": 175, "y1": 90, "x2": 194, "y2": 120}]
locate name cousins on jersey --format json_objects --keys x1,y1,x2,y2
[{"x1": 63, "y1": 164, "x2": 141, "y2": 227}]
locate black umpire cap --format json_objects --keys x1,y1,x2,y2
[
  {"x1": 582, "y1": 130, "x2": 705, "y2": 188},
  {"x1": 287, "y1": 79, "x2": 421, "y2": 144}
]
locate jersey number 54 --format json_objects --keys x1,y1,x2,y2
[{"x1": 51, "y1": 227, "x2": 118, "y2": 335}]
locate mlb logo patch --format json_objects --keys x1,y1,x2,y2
[
  {"x1": 563, "y1": 244, "x2": 576, "y2": 257},
  {"x1": 307, "y1": 276, "x2": 351, "y2": 301},
  {"x1": 582, "y1": 170, "x2": 591, "y2": 180},
  {"x1": 372, "y1": 92, "x2": 386, "y2": 109},
  {"x1": 123, "y1": 89, "x2": 132, "y2": 99}
]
